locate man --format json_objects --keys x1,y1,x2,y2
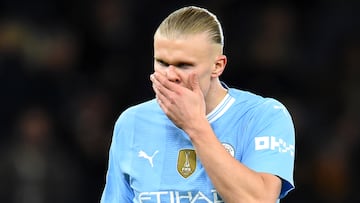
[{"x1": 101, "y1": 6, "x2": 295, "y2": 203}]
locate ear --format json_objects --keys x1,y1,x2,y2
[{"x1": 211, "y1": 55, "x2": 227, "y2": 77}]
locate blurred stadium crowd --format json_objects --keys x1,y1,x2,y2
[{"x1": 0, "y1": 0, "x2": 359, "y2": 202}]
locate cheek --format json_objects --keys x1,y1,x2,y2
[
  {"x1": 203, "y1": 68, "x2": 216, "y2": 93},
  {"x1": 153, "y1": 63, "x2": 159, "y2": 71},
  {"x1": 197, "y1": 77, "x2": 212, "y2": 95},
  {"x1": 154, "y1": 64, "x2": 165, "y2": 74}
]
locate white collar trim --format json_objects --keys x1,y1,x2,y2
[{"x1": 206, "y1": 93, "x2": 235, "y2": 123}]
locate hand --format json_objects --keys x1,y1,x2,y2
[{"x1": 150, "y1": 71, "x2": 206, "y2": 131}]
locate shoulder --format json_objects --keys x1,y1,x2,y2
[
  {"x1": 122, "y1": 99, "x2": 159, "y2": 115},
  {"x1": 112, "y1": 99, "x2": 162, "y2": 140},
  {"x1": 115, "y1": 99, "x2": 160, "y2": 125},
  {"x1": 228, "y1": 88, "x2": 277, "y2": 105},
  {"x1": 228, "y1": 88, "x2": 293, "y2": 120}
]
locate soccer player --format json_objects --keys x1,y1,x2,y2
[{"x1": 101, "y1": 6, "x2": 295, "y2": 203}]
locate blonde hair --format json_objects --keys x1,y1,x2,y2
[{"x1": 155, "y1": 6, "x2": 224, "y2": 46}]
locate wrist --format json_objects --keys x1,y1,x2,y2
[{"x1": 184, "y1": 117, "x2": 213, "y2": 143}]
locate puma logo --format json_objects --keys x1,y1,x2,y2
[{"x1": 138, "y1": 150, "x2": 159, "y2": 167}]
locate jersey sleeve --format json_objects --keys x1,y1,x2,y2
[
  {"x1": 100, "y1": 113, "x2": 134, "y2": 202},
  {"x1": 241, "y1": 98, "x2": 295, "y2": 199}
]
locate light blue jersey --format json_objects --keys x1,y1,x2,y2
[{"x1": 101, "y1": 87, "x2": 295, "y2": 203}]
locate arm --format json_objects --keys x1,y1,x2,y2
[
  {"x1": 186, "y1": 117, "x2": 281, "y2": 203},
  {"x1": 101, "y1": 118, "x2": 134, "y2": 203},
  {"x1": 151, "y1": 72, "x2": 287, "y2": 203}
]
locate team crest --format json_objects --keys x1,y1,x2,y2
[
  {"x1": 222, "y1": 143, "x2": 235, "y2": 157},
  {"x1": 177, "y1": 149, "x2": 196, "y2": 178}
]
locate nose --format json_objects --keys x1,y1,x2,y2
[{"x1": 166, "y1": 66, "x2": 180, "y2": 83}]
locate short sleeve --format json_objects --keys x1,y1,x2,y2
[
  {"x1": 241, "y1": 99, "x2": 295, "y2": 198},
  {"x1": 101, "y1": 115, "x2": 134, "y2": 202}
]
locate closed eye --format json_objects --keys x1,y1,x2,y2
[
  {"x1": 177, "y1": 63, "x2": 192, "y2": 69},
  {"x1": 155, "y1": 59, "x2": 169, "y2": 67},
  {"x1": 154, "y1": 58, "x2": 194, "y2": 69}
]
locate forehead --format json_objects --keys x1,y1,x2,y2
[{"x1": 154, "y1": 33, "x2": 215, "y2": 62}]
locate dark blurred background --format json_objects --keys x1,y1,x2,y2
[{"x1": 0, "y1": 0, "x2": 359, "y2": 202}]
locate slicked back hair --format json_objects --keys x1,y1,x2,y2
[{"x1": 155, "y1": 6, "x2": 224, "y2": 47}]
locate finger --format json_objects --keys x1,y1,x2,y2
[
  {"x1": 152, "y1": 73, "x2": 179, "y2": 102},
  {"x1": 150, "y1": 73, "x2": 162, "y2": 92},
  {"x1": 153, "y1": 72, "x2": 180, "y2": 93},
  {"x1": 155, "y1": 85, "x2": 172, "y2": 114},
  {"x1": 150, "y1": 74, "x2": 171, "y2": 103},
  {"x1": 150, "y1": 74, "x2": 161, "y2": 98}
]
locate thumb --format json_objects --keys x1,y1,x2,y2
[{"x1": 190, "y1": 73, "x2": 201, "y2": 92}]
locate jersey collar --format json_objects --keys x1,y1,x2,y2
[{"x1": 206, "y1": 89, "x2": 235, "y2": 123}]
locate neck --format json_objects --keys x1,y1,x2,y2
[{"x1": 205, "y1": 79, "x2": 228, "y2": 114}]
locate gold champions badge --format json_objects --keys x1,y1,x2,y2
[{"x1": 177, "y1": 149, "x2": 196, "y2": 178}]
